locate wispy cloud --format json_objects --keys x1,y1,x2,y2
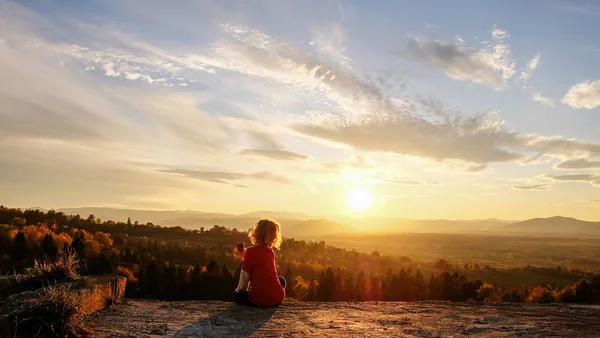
[
  {"x1": 554, "y1": 158, "x2": 600, "y2": 170},
  {"x1": 512, "y1": 184, "x2": 553, "y2": 191},
  {"x1": 561, "y1": 80, "x2": 600, "y2": 109},
  {"x1": 383, "y1": 179, "x2": 439, "y2": 186},
  {"x1": 532, "y1": 91, "x2": 555, "y2": 107},
  {"x1": 544, "y1": 174, "x2": 600, "y2": 187},
  {"x1": 407, "y1": 26, "x2": 515, "y2": 90},
  {"x1": 158, "y1": 169, "x2": 290, "y2": 186},
  {"x1": 519, "y1": 54, "x2": 540, "y2": 85},
  {"x1": 240, "y1": 149, "x2": 308, "y2": 161}
]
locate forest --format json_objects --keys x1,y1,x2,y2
[{"x1": 1, "y1": 206, "x2": 599, "y2": 304}]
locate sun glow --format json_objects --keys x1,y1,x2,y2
[{"x1": 345, "y1": 187, "x2": 373, "y2": 212}]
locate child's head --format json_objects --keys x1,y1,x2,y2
[{"x1": 249, "y1": 218, "x2": 282, "y2": 249}]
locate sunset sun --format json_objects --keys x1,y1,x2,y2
[{"x1": 346, "y1": 187, "x2": 373, "y2": 212}]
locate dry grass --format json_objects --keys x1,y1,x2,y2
[
  {"x1": 5, "y1": 276, "x2": 127, "y2": 337},
  {"x1": 30, "y1": 284, "x2": 90, "y2": 337},
  {"x1": 27, "y1": 250, "x2": 79, "y2": 282}
]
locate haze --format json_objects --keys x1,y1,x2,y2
[{"x1": 1, "y1": 0, "x2": 599, "y2": 222}]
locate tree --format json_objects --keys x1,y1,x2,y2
[
  {"x1": 477, "y1": 283, "x2": 500, "y2": 302},
  {"x1": 344, "y1": 274, "x2": 356, "y2": 301},
  {"x1": 11, "y1": 217, "x2": 26, "y2": 227},
  {"x1": 412, "y1": 270, "x2": 427, "y2": 301},
  {"x1": 370, "y1": 274, "x2": 382, "y2": 301},
  {"x1": 127, "y1": 217, "x2": 132, "y2": 226},
  {"x1": 11, "y1": 231, "x2": 28, "y2": 262},
  {"x1": 41, "y1": 234, "x2": 58, "y2": 260},
  {"x1": 284, "y1": 267, "x2": 296, "y2": 299},
  {"x1": 356, "y1": 270, "x2": 369, "y2": 301}
]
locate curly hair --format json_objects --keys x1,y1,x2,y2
[{"x1": 248, "y1": 218, "x2": 282, "y2": 249}]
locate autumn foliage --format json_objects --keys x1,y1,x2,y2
[{"x1": 1, "y1": 206, "x2": 599, "y2": 304}]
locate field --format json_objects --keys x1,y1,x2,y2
[{"x1": 313, "y1": 232, "x2": 600, "y2": 271}]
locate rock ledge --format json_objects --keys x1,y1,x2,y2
[{"x1": 87, "y1": 300, "x2": 600, "y2": 337}]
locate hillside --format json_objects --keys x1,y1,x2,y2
[
  {"x1": 30, "y1": 207, "x2": 599, "y2": 237},
  {"x1": 87, "y1": 300, "x2": 600, "y2": 337},
  {"x1": 505, "y1": 216, "x2": 600, "y2": 235}
]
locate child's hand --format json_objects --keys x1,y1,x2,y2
[{"x1": 233, "y1": 242, "x2": 246, "y2": 260}]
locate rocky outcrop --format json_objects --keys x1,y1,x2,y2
[
  {"x1": 87, "y1": 300, "x2": 600, "y2": 337},
  {"x1": 0, "y1": 276, "x2": 126, "y2": 337}
]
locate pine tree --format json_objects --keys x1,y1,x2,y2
[
  {"x1": 11, "y1": 231, "x2": 28, "y2": 262},
  {"x1": 41, "y1": 234, "x2": 58, "y2": 260},
  {"x1": 284, "y1": 267, "x2": 296, "y2": 298},
  {"x1": 344, "y1": 274, "x2": 355, "y2": 301},
  {"x1": 356, "y1": 270, "x2": 368, "y2": 301}
]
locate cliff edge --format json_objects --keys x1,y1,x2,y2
[{"x1": 87, "y1": 300, "x2": 600, "y2": 337}]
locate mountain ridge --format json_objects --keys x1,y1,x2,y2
[{"x1": 17, "y1": 206, "x2": 600, "y2": 236}]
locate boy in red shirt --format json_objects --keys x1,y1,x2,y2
[{"x1": 233, "y1": 219, "x2": 286, "y2": 307}]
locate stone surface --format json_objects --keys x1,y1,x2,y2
[{"x1": 87, "y1": 300, "x2": 600, "y2": 337}]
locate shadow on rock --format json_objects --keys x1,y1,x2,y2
[{"x1": 173, "y1": 304, "x2": 277, "y2": 338}]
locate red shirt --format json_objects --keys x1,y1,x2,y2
[{"x1": 242, "y1": 246, "x2": 285, "y2": 307}]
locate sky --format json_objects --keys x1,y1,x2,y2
[{"x1": 1, "y1": 0, "x2": 599, "y2": 221}]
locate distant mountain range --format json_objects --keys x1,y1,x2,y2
[
  {"x1": 504, "y1": 216, "x2": 600, "y2": 236},
  {"x1": 26, "y1": 207, "x2": 600, "y2": 237}
]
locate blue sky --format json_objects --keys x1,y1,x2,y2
[{"x1": 0, "y1": 0, "x2": 599, "y2": 221}]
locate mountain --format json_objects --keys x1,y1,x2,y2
[
  {"x1": 285, "y1": 219, "x2": 354, "y2": 237},
  {"x1": 53, "y1": 207, "x2": 336, "y2": 236},
  {"x1": 32, "y1": 207, "x2": 600, "y2": 237},
  {"x1": 337, "y1": 217, "x2": 508, "y2": 234},
  {"x1": 57, "y1": 207, "x2": 232, "y2": 224},
  {"x1": 236, "y1": 210, "x2": 312, "y2": 220},
  {"x1": 159, "y1": 218, "x2": 352, "y2": 237},
  {"x1": 504, "y1": 216, "x2": 600, "y2": 235}
]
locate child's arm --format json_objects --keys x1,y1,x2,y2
[{"x1": 235, "y1": 269, "x2": 250, "y2": 293}]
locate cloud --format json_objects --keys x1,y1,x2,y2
[
  {"x1": 383, "y1": 179, "x2": 439, "y2": 186},
  {"x1": 561, "y1": 80, "x2": 600, "y2": 109},
  {"x1": 240, "y1": 149, "x2": 308, "y2": 161},
  {"x1": 491, "y1": 27, "x2": 508, "y2": 39},
  {"x1": 294, "y1": 111, "x2": 523, "y2": 164},
  {"x1": 512, "y1": 184, "x2": 552, "y2": 191},
  {"x1": 158, "y1": 169, "x2": 290, "y2": 185},
  {"x1": 309, "y1": 22, "x2": 351, "y2": 67},
  {"x1": 102, "y1": 62, "x2": 121, "y2": 77},
  {"x1": 554, "y1": 158, "x2": 600, "y2": 170},
  {"x1": 323, "y1": 155, "x2": 374, "y2": 171},
  {"x1": 171, "y1": 23, "x2": 600, "y2": 166},
  {"x1": 532, "y1": 91, "x2": 554, "y2": 107},
  {"x1": 517, "y1": 134, "x2": 600, "y2": 158},
  {"x1": 407, "y1": 26, "x2": 515, "y2": 90},
  {"x1": 544, "y1": 174, "x2": 600, "y2": 187},
  {"x1": 466, "y1": 164, "x2": 488, "y2": 172},
  {"x1": 124, "y1": 72, "x2": 155, "y2": 84},
  {"x1": 519, "y1": 54, "x2": 540, "y2": 85}
]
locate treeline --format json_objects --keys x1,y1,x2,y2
[{"x1": 1, "y1": 206, "x2": 599, "y2": 304}]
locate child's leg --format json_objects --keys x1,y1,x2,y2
[
  {"x1": 278, "y1": 276, "x2": 287, "y2": 290},
  {"x1": 233, "y1": 290, "x2": 252, "y2": 306}
]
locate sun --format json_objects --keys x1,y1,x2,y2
[{"x1": 346, "y1": 187, "x2": 373, "y2": 212}]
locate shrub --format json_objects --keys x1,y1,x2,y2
[
  {"x1": 115, "y1": 266, "x2": 138, "y2": 283},
  {"x1": 28, "y1": 250, "x2": 79, "y2": 282},
  {"x1": 31, "y1": 285, "x2": 89, "y2": 337},
  {"x1": 477, "y1": 283, "x2": 500, "y2": 302},
  {"x1": 501, "y1": 289, "x2": 525, "y2": 303},
  {"x1": 527, "y1": 286, "x2": 555, "y2": 303}
]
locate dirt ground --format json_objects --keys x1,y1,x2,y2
[{"x1": 86, "y1": 300, "x2": 600, "y2": 337}]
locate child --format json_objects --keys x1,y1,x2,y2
[{"x1": 233, "y1": 218, "x2": 286, "y2": 307}]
